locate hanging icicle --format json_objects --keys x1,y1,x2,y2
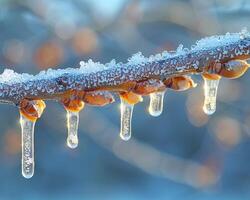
[
  {"x1": 148, "y1": 91, "x2": 165, "y2": 117},
  {"x1": 20, "y1": 114, "x2": 35, "y2": 179},
  {"x1": 119, "y1": 97, "x2": 134, "y2": 141},
  {"x1": 61, "y1": 92, "x2": 84, "y2": 149},
  {"x1": 66, "y1": 110, "x2": 79, "y2": 149},
  {"x1": 119, "y1": 92, "x2": 142, "y2": 141},
  {"x1": 19, "y1": 99, "x2": 46, "y2": 178},
  {"x1": 202, "y1": 75, "x2": 221, "y2": 115},
  {"x1": 133, "y1": 79, "x2": 166, "y2": 117}
]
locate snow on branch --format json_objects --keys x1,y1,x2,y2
[
  {"x1": 2, "y1": 30, "x2": 250, "y2": 179},
  {"x1": 0, "y1": 31, "x2": 249, "y2": 105}
]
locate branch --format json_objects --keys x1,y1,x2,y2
[{"x1": 0, "y1": 31, "x2": 250, "y2": 105}]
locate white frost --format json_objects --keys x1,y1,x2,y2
[{"x1": 0, "y1": 29, "x2": 248, "y2": 85}]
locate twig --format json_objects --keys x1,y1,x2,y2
[{"x1": 0, "y1": 32, "x2": 249, "y2": 105}]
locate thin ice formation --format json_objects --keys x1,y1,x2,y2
[
  {"x1": 203, "y1": 78, "x2": 220, "y2": 115},
  {"x1": 20, "y1": 115, "x2": 35, "y2": 179},
  {"x1": 120, "y1": 98, "x2": 134, "y2": 141},
  {"x1": 66, "y1": 110, "x2": 79, "y2": 149},
  {"x1": 148, "y1": 91, "x2": 165, "y2": 117}
]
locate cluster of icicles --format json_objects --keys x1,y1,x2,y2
[{"x1": 18, "y1": 59, "x2": 249, "y2": 178}]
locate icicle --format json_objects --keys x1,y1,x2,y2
[
  {"x1": 66, "y1": 110, "x2": 79, "y2": 149},
  {"x1": 120, "y1": 98, "x2": 134, "y2": 141},
  {"x1": 20, "y1": 115, "x2": 35, "y2": 179},
  {"x1": 148, "y1": 91, "x2": 165, "y2": 117},
  {"x1": 203, "y1": 78, "x2": 220, "y2": 115}
]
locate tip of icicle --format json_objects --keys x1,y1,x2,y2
[
  {"x1": 148, "y1": 109, "x2": 162, "y2": 117},
  {"x1": 22, "y1": 172, "x2": 33, "y2": 179},
  {"x1": 120, "y1": 133, "x2": 131, "y2": 141},
  {"x1": 67, "y1": 137, "x2": 78, "y2": 149},
  {"x1": 203, "y1": 106, "x2": 215, "y2": 115}
]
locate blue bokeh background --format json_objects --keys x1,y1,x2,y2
[{"x1": 0, "y1": 0, "x2": 250, "y2": 199}]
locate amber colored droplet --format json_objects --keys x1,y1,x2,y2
[
  {"x1": 19, "y1": 99, "x2": 46, "y2": 122},
  {"x1": 60, "y1": 90, "x2": 85, "y2": 112},
  {"x1": 120, "y1": 91, "x2": 143, "y2": 105},
  {"x1": 133, "y1": 79, "x2": 166, "y2": 95},
  {"x1": 219, "y1": 60, "x2": 249, "y2": 79},
  {"x1": 164, "y1": 76, "x2": 197, "y2": 91},
  {"x1": 62, "y1": 98, "x2": 84, "y2": 112},
  {"x1": 83, "y1": 91, "x2": 114, "y2": 106}
]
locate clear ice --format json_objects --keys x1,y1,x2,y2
[
  {"x1": 148, "y1": 91, "x2": 165, "y2": 117},
  {"x1": 120, "y1": 98, "x2": 134, "y2": 141},
  {"x1": 203, "y1": 78, "x2": 220, "y2": 115},
  {"x1": 20, "y1": 115, "x2": 35, "y2": 179},
  {"x1": 66, "y1": 110, "x2": 79, "y2": 149}
]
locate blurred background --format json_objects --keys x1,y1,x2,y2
[{"x1": 0, "y1": 0, "x2": 250, "y2": 199}]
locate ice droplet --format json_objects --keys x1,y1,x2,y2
[
  {"x1": 203, "y1": 78, "x2": 220, "y2": 115},
  {"x1": 149, "y1": 91, "x2": 165, "y2": 117},
  {"x1": 66, "y1": 110, "x2": 79, "y2": 149},
  {"x1": 20, "y1": 115, "x2": 35, "y2": 179},
  {"x1": 120, "y1": 98, "x2": 134, "y2": 141}
]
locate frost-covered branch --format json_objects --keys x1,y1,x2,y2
[
  {"x1": 0, "y1": 31, "x2": 250, "y2": 105},
  {"x1": 3, "y1": 30, "x2": 250, "y2": 179}
]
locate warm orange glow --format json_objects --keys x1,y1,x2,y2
[
  {"x1": 219, "y1": 60, "x2": 249, "y2": 79},
  {"x1": 34, "y1": 41, "x2": 64, "y2": 69},
  {"x1": 120, "y1": 91, "x2": 143, "y2": 105},
  {"x1": 212, "y1": 117, "x2": 241, "y2": 147},
  {"x1": 4, "y1": 129, "x2": 21, "y2": 155},
  {"x1": 83, "y1": 91, "x2": 114, "y2": 106},
  {"x1": 165, "y1": 76, "x2": 196, "y2": 91},
  {"x1": 202, "y1": 73, "x2": 221, "y2": 80},
  {"x1": 19, "y1": 99, "x2": 46, "y2": 122},
  {"x1": 72, "y1": 28, "x2": 98, "y2": 55},
  {"x1": 186, "y1": 90, "x2": 209, "y2": 127},
  {"x1": 62, "y1": 98, "x2": 85, "y2": 112}
]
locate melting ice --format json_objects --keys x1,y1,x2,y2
[
  {"x1": 20, "y1": 115, "x2": 35, "y2": 179},
  {"x1": 66, "y1": 110, "x2": 79, "y2": 149},
  {"x1": 203, "y1": 78, "x2": 220, "y2": 115},
  {"x1": 120, "y1": 98, "x2": 134, "y2": 141},
  {"x1": 149, "y1": 91, "x2": 165, "y2": 117}
]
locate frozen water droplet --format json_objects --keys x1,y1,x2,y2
[
  {"x1": 20, "y1": 115, "x2": 35, "y2": 179},
  {"x1": 66, "y1": 110, "x2": 79, "y2": 149},
  {"x1": 120, "y1": 98, "x2": 134, "y2": 141},
  {"x1": 149, "y1": 91, "x2": 165, "y2": 117},
  {"x1": 203, "y1": 78, "x2": 220, "y2": 115}
]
